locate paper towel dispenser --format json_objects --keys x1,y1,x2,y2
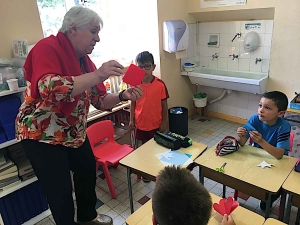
[{"x1": 163, "y1": 20, "x2": 189, "y2": 53}]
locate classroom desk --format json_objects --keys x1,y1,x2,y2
[
  {"x1": 87, "y1": 102, "x2": 130, "y2": 122},
  {"x1": 125, "y1": 193, "x2": 265, "y2": 225},
  {"x1": 264, "y1": 218, "x2": 287, "y2": 225},
  {"x1": 119, "y1": 139, "x2": 207, "y2": 213},
  {"x1": 194, "y1": 144, "x2": 297, "y2": 219},
  {"x1": 283, "y1": 170, "x2": 300, "y2": 224}
]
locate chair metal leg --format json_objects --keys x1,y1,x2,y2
[
  {"x1": 127, "y1": 167, "x2": 134, "y2": 213},
  {"x1": 222, "y1": 185, "x2": 226, "y2": 198},
  {"x1": 296, "y1": 207, "x2": 300, "y2": 225},
  {"x1": 234, "y1": 190, "x2": 238, "y2": 200},
  {"x1": 278, "y1": 191, "x2": 286, "y2": 221}
]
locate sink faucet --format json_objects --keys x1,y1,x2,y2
[
  {"x1": 229, "y1": 54, "x2": 239, "y2": 60},
  {"x1": 212, "y1": 53, "x2": 218, "y2": 61},
  {"x1": 255, "y1": 58, "x2": 262, "y2": 64}
]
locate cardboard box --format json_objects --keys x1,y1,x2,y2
[
  {"x1": 290, "y1": 96, "x2": 300, "y2": 110},
  {"x1": 114, "y1": 126, "x2": 131, "y2": 146}
]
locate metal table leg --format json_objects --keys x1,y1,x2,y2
[
  {"x1": 199, "y1": 166, "x2": 204, "y2": 184},
  {"x1": 222, "y1": 185, "x2": 226, "y2": 198},
  {"x1": 265, "y1": 193, "x2": 272, "y2": 219},
  {"x1": 127, "y1": 167, "x2": 134, "y2": 213},
  {"x1": 279, "y1": 191, "x2": 287, "y2": 221},
  {"x1": 284, "y1": 193, "x2": 293, "y2": 223}
]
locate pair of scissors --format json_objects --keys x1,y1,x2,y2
[{"x1": 216, "y1": 162, "x2": 227, "y2": 173}]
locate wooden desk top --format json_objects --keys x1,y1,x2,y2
[
  {"x1": 264, "y1": 218, "x2": 286, "y2": 225},
  {"x1": 120, "y1": 139, "x2": 207, "y2": 178},
  {"x1": 194, "y1": 145, "x2": 297, "y2": 193},
  {"x1": 126, "y1": 193, "x2": 265, "y2": 225},
  {"x1": 283, "y1": 170, "x2": 300, "y2": 196}
]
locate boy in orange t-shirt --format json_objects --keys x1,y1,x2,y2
[{"x1": 129, "y1": 51, "x2": 169, "y2": 145}]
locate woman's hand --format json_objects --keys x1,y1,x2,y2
[
  {"x1": 122, "y1": 86, "x2": 143, "y2": 101},
  {"x1": 95, "y1": 60, "x2": 124, "y2": 82}
]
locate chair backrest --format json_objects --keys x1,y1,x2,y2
[
  {"x1": 249, "y1": 131, "x2": 294, "y2": 151},
  {"x1": 86, "y1": 120, "x2": 115, "y2": 148}
]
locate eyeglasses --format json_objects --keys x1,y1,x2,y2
[{"x1": 138, "y1": 64, "x2": 152, "y2": 70}]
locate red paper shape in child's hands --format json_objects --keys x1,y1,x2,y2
[
  {"x1": 213, "y1": 196, "x2": 239, "y2": 216},
  {"x1": 122, "y1": 64, "x2": 146, "y2": 86}
]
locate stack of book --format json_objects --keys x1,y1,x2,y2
[
  {"x1": 0, "y1": 151, "x2": 20, "y2": 191},
  {"x1": 7, "y1": 143, "x2": 35, "y2": 181}
]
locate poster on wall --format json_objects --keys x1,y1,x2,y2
[{"x1": 200, "y1": 0, "x2": 246, "y2": 8}]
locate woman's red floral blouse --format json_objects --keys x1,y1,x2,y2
[{"x1": 16, "y1": 74, "x2": 106, "y2": 148}]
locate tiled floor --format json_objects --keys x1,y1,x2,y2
[{"x1": 36, "y1": 116, "x2": 298, "y2": 225}]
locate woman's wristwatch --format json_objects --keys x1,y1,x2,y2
[{"x1": 119, "y1": 89, "x2": 127, "y2": 102}]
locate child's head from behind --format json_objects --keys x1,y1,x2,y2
[
  {"x1": 135, "y1": 51, "x2": 156, "y2": 77},
  {"x1": 258, "y1": 91, "x2": 288, "y2": 123},
  {"x1": 152, "y1": 166, "x2": 212, "y2": 225}
]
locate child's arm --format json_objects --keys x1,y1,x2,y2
[
  {"x1": 237, "y1": 127, "x2": 248, "y2": 146},
  {"x1": 129, "y1": 101, "x2": 136, "y2": 130},
  {"x1": 250, "y1": 131, "x2": 285, "y2": 159},
  {"x1": 159, "y1": 99, "x2": 168, "y2": 133}
]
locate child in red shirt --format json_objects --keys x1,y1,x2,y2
[{"x1": 129, "y1": 51, "x2": 169, "y2": 144}]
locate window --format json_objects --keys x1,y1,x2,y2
[{"x1": 36, "y1": 0, "x2": 159, "y2": 69}]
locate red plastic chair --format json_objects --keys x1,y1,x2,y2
[
  {"x1": 234, "y1": 132, "x2": 294, "y2": 219},
  {"x1": 87, "y1": 120, "x2": 134, "y2": 199}
]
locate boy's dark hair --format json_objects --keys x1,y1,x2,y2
[
  {"x1": 152, "y1": 166, "x2": 212, "y2": 225},
  {"x1": 262, "y1": 91, "x2": 288, "y2": 111},
  {"x1": 135, "y1": 51, "x2": 154, "y2": 64}
]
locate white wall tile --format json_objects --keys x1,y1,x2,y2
[
  {"x1": 199, "y1": 46, "x2": 209, "y2": 57},
  {"x1": 238, "y1": 59, "x2": 250, "y2": 71},
  {"x1": 218, "y1": 58, "x2": 228, "y2": 69},
  {"x1": 199, "y1": 56, "x2": 209, "y2": 67},
  {"x1": 208, "y1": 103, "x2": 218, "y2": 112},
  {"x1": 248, "y1": 93, "x2": 262, "y2": 101},
  {"x1": 250, "y1": 47, "x2": 263, "y2": 59},
  {"x1": 229, "y1": 21, "x2": 241, "y2": 34},
  {"x1": 218, "y1": 104, "x2": 230, "y2": 115},
  {"x1": 237, "y1": 97, "x2": 249, "y2": 109},
  {"x1": 262, "y1": 47, "x2": 271, "y2": 60},
  {"x1": 220, "y1": 34, "x2": 231, "y2": 46},
  {"x1": 189, "y1": 35, "x2": 195, "y2": 48},
  {"x1": 262, "y1": 59, "x2": 270, "y2": 73},
  {"x1": 265, "y1": 20, "x2": 274, "y2": 34},
  {"x1": 207, "y1": 22, "x2": 220, "y2": 34},
  {"x1": 239, "y1": 47, "x2": 250, "y2": 59},
  {"x1": 237, "y1": 108, "x2": 248, "y2": 119},
  {"x1": 219, "y1": 46, "x2": 229, "y2": 57},
  {"x1": 237, "y1": 91, "x2": 249, "y2": 99},
  {"x1": 219, "y1": 22, "x2": 230, "y2": 34},
  {"x1": 247, "y1": 110, "x2": 257, "y2": 120},
  {"x1": 209, "y1": 58, "x2": 218, "y2": 68},
  {"x1": 189, "y1": 24, "x2": 196, "y2": 36},
  {"x1": 248, "y1": 99, "x2": 259, "y2": 111},
  {"x1": 199, "y1": 22, "x2": 209, "y2": 34},
  {"x1": 187, "y1": 46, "x2": 195, "y2": 58},
  {"x1": 264, "y1": 34, "x2": 273, "y2": 47},
  {"x1": 228, "y1": 46, "x2": 239, "y2": 55},
  {"x1": 249, "y1": 60, "x2": 262, "y2": 72},
  {"x1": 199, "y1": 34, "x2": 209, "y2": 46},
  {"x1": 258, "y1": 33, "x2": 265, "y2": 47},
  {"x1": 227, "y1": 58, "x2": 239, "y2": 70},
  {"x1": 208, "y1": 47, "x2": 219, "y2": 57},
  {"x1": 227, "y1": 106, "x2": 237, "y2": 117},
  {"x1": 227, "y1": 93, "x2": 238, "y2": 107}
]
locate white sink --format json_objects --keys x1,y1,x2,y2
[{"x1": 182, "y1": 67, "x2": 268, "y2": 94}]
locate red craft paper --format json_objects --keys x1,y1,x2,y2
[
  {"x1": 123, "y1": 64, "x2": 146, "y2": 86},
  {"x1": 213, "y1": 196, "x2": 239, "y2": 216}
]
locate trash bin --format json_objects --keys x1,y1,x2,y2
[{"x1": 168, "y1": 107, "x2": 188, "y2": 136}]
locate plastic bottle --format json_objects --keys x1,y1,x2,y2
[{"x1": 105, "y1": 81, "x2": 111, "y2": 94}]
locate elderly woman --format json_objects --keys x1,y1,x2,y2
[{"x1": 16, "y1": 6, "x2": 142, "y2": 225}]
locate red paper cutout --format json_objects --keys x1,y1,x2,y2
[
  {"x1": 213, "y1": 196, "x2": 239, "y2": 216},
  {"x1": 123, "y1": 64, "x2": 146, "y2": 86}
]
